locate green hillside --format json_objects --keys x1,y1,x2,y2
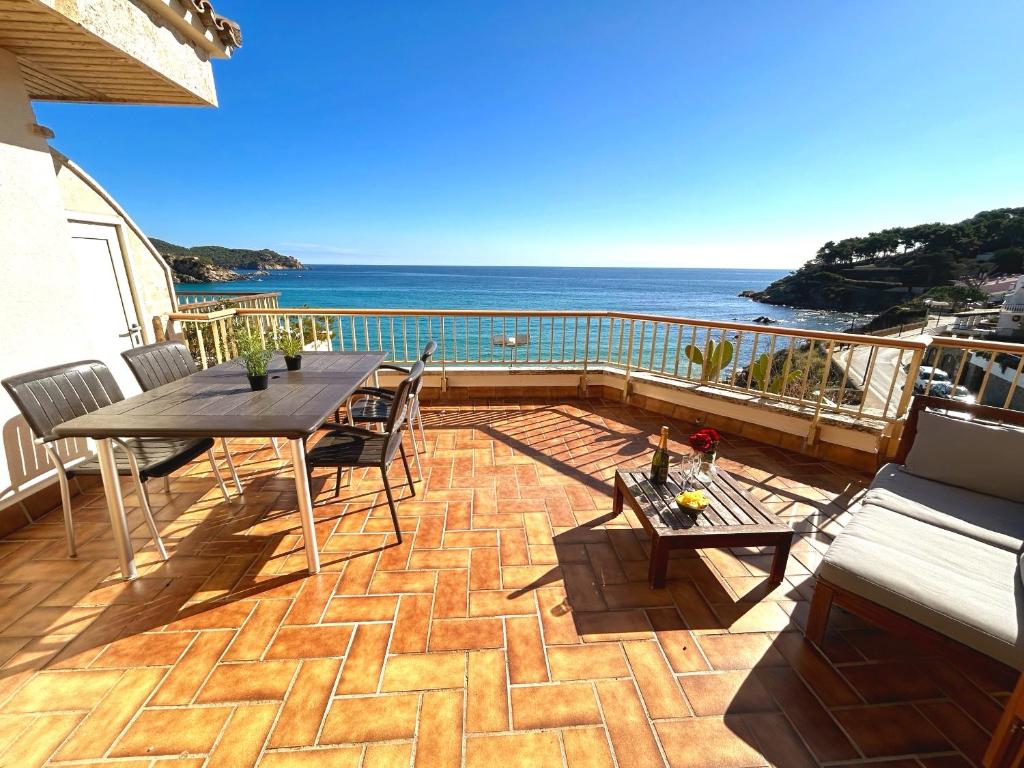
[{"x1": 152, "y1": 239, "x2": 304, "y2": 270}]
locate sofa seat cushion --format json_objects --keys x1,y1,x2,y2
[
  {"x1": 820, "y1": 503, "x2": 1023, "y2": 671},
  {"x1": 867, "y1": 464, "x2": 1024, "y2": 552}
]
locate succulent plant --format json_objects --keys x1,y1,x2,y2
[
  {"x1": 684, "y1": 338, "x2": 734, "y2": 383},
  {"x1": 748, "y1": 352, "x2": 803, "y2": 394}
]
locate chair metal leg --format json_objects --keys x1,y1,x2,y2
[
  {"x1": 162, "y1": 476, "x2": 171, "y2": 494},
  {"x1": 44, "y1": 445, "x2": 76, "y2": 558},
  {"x1": 408, "y1": 430, "x2": 423, "y2": 482},
  {"x1": 220, "y1": 437, "x2": 243, "y2": 495},
  {"x1": 399, "y1": 441, "x2": 415, "y2": 495},
  {"x1": 335, "y1": 467, "x2": 343, "y2": 497},
  {"x1": 271, "y1": 438, "x2": 281, "y2": 459},
  {"x1": 415, "y1": 400, "x2": 427, "y2": 453},
  {"x1": 380, "y1": 467, "x2": 402, "y2": 543},
  {"x1": 208, "y1": 449, "x2": 232, "y2": 503},
  {"x1": 135, "y1": 480, "x2": 169, "y2": 561}
]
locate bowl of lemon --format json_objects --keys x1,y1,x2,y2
[{"x1": 675, "y1": 489, "x2": 710, "y2": 512}]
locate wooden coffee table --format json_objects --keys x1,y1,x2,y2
[{"x1": 613, "y1": 468, "x2": 795, "y2": 589}]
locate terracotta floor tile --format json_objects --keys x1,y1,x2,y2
[
  {"x1": 656, "y1": 717, "x2": 766, "y2": 768},
  {"x1": 416, "y1": 689, "x2": 464, "y2": 768},
  {"x1": 323, "y1": 594, "x2": 399, "y2": 623},
  {"x1": 321, "y1": 693, "x2": 419, "y2": 743},
  {"x1": 563, "y1": 726, "x2": 615, "y2": 768},
  {"x1": 0, "y1": 712, "x2": 82, "y2": 767},
  {"x1": 336, "y1": 623, "x2": 391, "y2": 695},
  {"x1": 224, "y1": 599, "x2": 290, "y2": 660},
  {"x1": 469, "y1": 589, "x2": 536, "y2": 617},
  {"x1": 597, "y1": 678, "x2": 665, "y2": 768},
  {"x1": 265, "y1": 624, "x2": 353, "y2": 659},
  {"x1": 269, "y1": 658, "x2": 341, "y2": 747},
  {"x1": 548, "y1": 643, "x2": 629, "y2": 681},
  {"x1": 390, "y1": 593, "x2": 433, "y2": 654},
  {"x1": 150, "y1": 629, "x2": 233, "y2": 705},
  {"x1": 3, "y1": 669, "x2": 122, "y2": 713},
  {"x1": 206, "y1": 702, "x2": 278, "y2": 768},
  {"x1": 0, "y1": 402, "x2": 998, "y2": 768},
  {"x1": 197, "y1": 659, "x2": 298, "y2": 702},
  {"x1": 511, "y1": 681, "x2": 602, "y2": 729},
  {"x1": 380, "y1": 651, "x2": 466, "y2": 692},
  {"x1": 467, "y1": 649, "x2": 509, "y2": 732},
  {"x1": 506, "y1": 615, "x2": 549, "y2": 684},
  {"x1": 833, "y1": 703, "x2": 952, "y2": 759},
  {"x1": 110, "y1": 706, "x2": 232, "y2": 757},
  {"x1": 465, "y1": 732, "x2": 562, "y2": 768},
  {"x1": 678, "y1": 671, "x2": 777, "y2": 716},
  {"x1": 259, "y1": 746, "x2": 362, "y2": 767},
  {"x1": 429, "y1": 617, "x2": 504, "y2": 651},
  {"x1": 623, "y1": 640, "x2": 689, "y2": 719}
]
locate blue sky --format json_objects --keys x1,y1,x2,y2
[{"x1": 36, "y1": 1, "x2": 1023, "y2": 268}]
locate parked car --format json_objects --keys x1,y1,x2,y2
[
  {"x1": 912, "y1": 365, "x2": 951, "y2": 394},
  {"x1": 928, "y1": 382, "x2": 977, "y2": 404}
]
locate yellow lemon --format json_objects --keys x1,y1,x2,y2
[{"x1": 675, "y1": 490, "x2": 709, "y2": 510}]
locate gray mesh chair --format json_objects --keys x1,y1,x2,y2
[
  {"x1": 2, "y1": 360, "x2": 231, "y2": 558},
  {"x1": 121, "y1": 341, "x2": 281, "y2": 492},
  {"x1": 346, "y1": 340, "x2": 435, "y2": 458},
  {"x1": 307, "y1": 362, "x2": 423, "y2": 542}
]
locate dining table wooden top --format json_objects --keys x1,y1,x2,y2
[{"x1": 54, "y1": 351, "x2": 388, "y2": 441}]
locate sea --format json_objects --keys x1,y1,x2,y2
[{"x1": 177, "y1": 265, "x2": 867, "y2": 332}]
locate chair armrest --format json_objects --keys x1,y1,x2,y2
[
  {"x1": 321, "y1": 424, "x2": 378, "y2": 438},
  {"x1": 377, "y1": 364, "x2": 411, "y2": 374},
  {"x1": 352, "y1": 387, "x2": 395, "y2": 399}
]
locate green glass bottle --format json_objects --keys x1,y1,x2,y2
[{"x1": 650, "y1": 425, "x2": 670, "y2": 484}]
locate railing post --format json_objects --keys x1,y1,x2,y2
[
  {"x1": 440, "y1": 315, "x2": 448, "y2": 392},
  {"x1": 894, "y1": 345, "x2": 925, "y2": 420},
  {"x1": 622, "y1": 319, "x2": 635, "y2": 401},
  {"x1": 579, "y1": 316, "x2": 591, "y2": 397}
]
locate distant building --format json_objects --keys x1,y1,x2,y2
[{"x1": 996, "y1": 276, "x2": 1024, "y2": 340}]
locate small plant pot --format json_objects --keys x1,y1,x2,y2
[
  {"x1": 247, "y1": 374, "x2": 269, "y2": 391},
  {"x1": 284, "y1": 355, "x2": 302, "y2": 371}
]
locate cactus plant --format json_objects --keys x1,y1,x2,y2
[
  {"x1": 748, "y1": 352, "x2": 803, "y2": 394},
  {"x1": 684, "y1": 338, "x2": 734, "y2": 383}
]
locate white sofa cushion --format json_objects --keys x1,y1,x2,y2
[
  {"x1": 867, "y1": 464, "x2": 1024, "y2": 551},
  {"x1": 820, "y1": 503, "x2": 1023, "y2": 670},
  {"x1": 905, "y1": 411, "x2": 1024, "y2": 503}
]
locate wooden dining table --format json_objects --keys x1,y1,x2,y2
[{"x1": 54, "y1": 351, "x2": 387, "y2": 581}]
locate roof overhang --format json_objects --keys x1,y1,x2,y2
[{"x1": 0, "y1": 0, "x2": 241, "y2": 106}]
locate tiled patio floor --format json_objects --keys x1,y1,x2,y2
[{"x1": 0, "y1": 400, "x2": 1015, "y2": 767}]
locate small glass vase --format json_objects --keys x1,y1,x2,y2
[{"x1": 692, "y1": 451, "x2": 717, "y2": 485}]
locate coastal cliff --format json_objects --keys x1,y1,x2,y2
[
  {"x1": 154, "y1": 238, "x2": 305, "y2": 283},
  {"x1": 742, "y1": 207, "x2": 1024, "y2": 327}
]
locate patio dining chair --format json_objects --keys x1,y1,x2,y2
[
  {"x1": 345, "y1": 339, "x2": 435, "y2": 456},
  {"x1": 121, "y1": 340, "x2": 282, "y2": 493},
  {"x1": 2, "y1": 360, "x2": 232, "y2": 559},
  {"x1": 306, "y1": 361, "x2": 424, "y2": 542}
]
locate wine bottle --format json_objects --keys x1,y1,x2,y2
[{"x1": 650, "y1": 425, "x2": 670, "y2": 484}]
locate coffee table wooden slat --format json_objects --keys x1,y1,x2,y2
[{"x1": 613, "y1": 467, "x2": 795, "y2": 589}]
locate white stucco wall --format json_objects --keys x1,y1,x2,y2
[{"x1": 0, "y1": 50, "x2": 175, "y2": 512}]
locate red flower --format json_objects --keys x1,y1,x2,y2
[{"x1": 689, "y1": 427, "x2": 720, "y2": 454}]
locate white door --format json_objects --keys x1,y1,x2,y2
[{"x1": 68, "y1": 220, "x2": 143, "y2": 351}]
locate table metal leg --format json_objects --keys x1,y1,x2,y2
[
  {"x1": 289, "y1": 438, "x2": 321, "y2": 574},
  {"x1": 96, "y1": 438, "x2": 136, "y2": 580}
]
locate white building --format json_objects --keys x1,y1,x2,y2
[
  {"x1": 0, "y1": 0, "x2": 240, "y2": 531},
  {"x1": 996, "y1": 276, "x2": 1024, "y2": 340}
]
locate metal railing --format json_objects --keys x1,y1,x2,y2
[
  {"x1": 175, "y1": 291, "x2": 281, "y2": 313},
  {"x1": 170, "y1": 307, "x2": 984, "y2": 425}
]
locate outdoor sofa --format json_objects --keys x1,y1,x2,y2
[{"x1": 805, "y1": 395, "x2": 1023, "y2": 767}]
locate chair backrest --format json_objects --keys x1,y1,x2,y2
[
  {"x1": 384, "y1": 361, "x2": 424, "y2": 459},
  {"x1": 121, "y1": 341, "x2": 198, "y2": 391},
  {"x1": 420, "y1": 340, "x2": 438, "y2": 363},
  {"x1": 1, "y1": 360, "x2": 124, "y2": 443}
]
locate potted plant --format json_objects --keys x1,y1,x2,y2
[
  {"x1": 235, "y1": 327, "x2": 273, "y2": 391},
  {"x1": 277, "y1": 329, "x2": 303, "y2": 371}
]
